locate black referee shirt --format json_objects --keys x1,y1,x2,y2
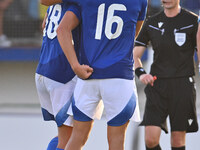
[{"x1": 135, "y1": 8, "x2": 198, "y2": 78}]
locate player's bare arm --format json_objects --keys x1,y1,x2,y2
[
  {"x1": 57, "y1": 11, "x2": 93, "y2": 79},
  {"x1": 40, "y1": 0, "x2": 62, "y2": 6},
  {"x1": 197, "y1": 24, "x2": 200, "y2": 73},
  {"x1": 133, "y1": 46, "x2": 155, "y2": 86},
  {"x1": 135, "y1": 20, "x2": 144, "y2": 38},
  {"x1": 42, "y1": 13, "x2": 48, "y2": 31},
  {"x1": 0, "y1": 0, "x2": 13, "y2": 10}
]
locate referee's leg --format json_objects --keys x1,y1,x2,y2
[
  {"x1": 171, "y1": 131, "x2": 186, "y2": 150},
  {"x1": 145, "y1": 126, "x2": 162, "y2": 150}
]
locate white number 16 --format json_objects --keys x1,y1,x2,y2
[{"x1": 95, "y1": 4, "x2": 127, "y2": 40}]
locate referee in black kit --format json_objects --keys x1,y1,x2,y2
[{"x1": 133, "y1": 0, "x2": 199, "y2": 150}]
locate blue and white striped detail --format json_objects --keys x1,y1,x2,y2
[
  {"x1": 55, "y1": 97, "x2": 72, "y2": 127},
  {"x1": 42, "y1": 96, "x2": 72, "y2": 127},
  {"x1": 72, "y1": 96, "x2": 93, "y2": 122},
  {"x1": 42, "y1": 108, "x2": 55, "y2": 121},
  {"x1": 107, "y1": 93, "x2": 136, "y2": 126}
]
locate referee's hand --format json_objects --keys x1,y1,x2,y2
[{"x1": 139, "y1": 74, "x2": 156, "y2": 86}]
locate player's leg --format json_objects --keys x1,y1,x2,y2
[
  {"x1": 64, "y1": 79, "x2": 103, "y2": 150},
  {"x1": 50, "y1": 77, "x2": 77, "y2": 149},
  {"x1": 56, "y1": 113, "x2": 73, "y2": 149},
  {"x1": 107, "y1": 121, "x2": 129, "y2": 150},
  {"x1": 65, "y1": 120, "x2": 94, "y2": 150},
  {"x1": 169, "y1": 77, "x2": 198, "y2": 150},
  {"x1": 145, "y1": 126, "x2": 161, "y2": 149},
  {"x1": 101, "y1": 79, "x2": 138, "y2": 150},
  {"x1": 35, "y1": 74, "x2": 58, "y2": 150},
  {"x1": 171, "y1": 131, "x2": 185, "y2": 150},
  {"x1": 57, "y1": 124, "x2": 73, "y2": 149}
]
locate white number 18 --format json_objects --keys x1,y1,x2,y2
[{"x1": 43, "y1": 4, "x2": 62, "y2": 39}]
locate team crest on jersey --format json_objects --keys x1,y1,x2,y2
[{"x1": 175, "y1": 33, "x2": 186, "y2": 46}]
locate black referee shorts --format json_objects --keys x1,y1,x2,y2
[{"x1": 140, "y1": 76, "x2": 198, "y2": 133}]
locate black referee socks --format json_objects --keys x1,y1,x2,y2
[
  {"x1": 146, "y1": 145, "x2": 185, "y2": 150},
  {"x1": 146, "y1": 144, "x2": 161, "y2": 150},
  {"x1": 172, "y1": 146, "x2": 185, "y2": 150}
]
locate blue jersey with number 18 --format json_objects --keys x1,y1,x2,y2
[
  {"x1": 36, "y1": 3, "x2": 81, "y2": 83},
  {"x1": 63, "y1": 0, "x2": 147, "y2": 79}
]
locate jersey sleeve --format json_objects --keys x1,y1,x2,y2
[
  {"x1": 193, "y1": 16, "x2": 198, "y2": 49},
  {"x1": 47, "y1": 7, "x2": 50, "y2": 14},
  {"x1": 67, "y1": 4, "x2": 81, "y2": 21},
  {"x1": 138, "y1": 0, "x2": 147, "y2": 21},
  {"x1": 134, "y1": 18, "x2": 150, "y2": 47}
]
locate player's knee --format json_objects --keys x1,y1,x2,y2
[
  {"x1": 73, "y1": 131, "x2": 90, "y2": 147},
  {"x1": 57, "y1": 135, "x2": 71, "y2": 149},
  {"x1": 145, "y1": 136, "x2": 159, "y2": 148},
  {"x1": 71, "y1": 120, "x2": 93, "y2": 147},
  {"x1": 57, "y1": 142, "x2": 66, "y2": 149},
  {"x1": 108, "y1": 133, "x2": 124, "y2": 144}
]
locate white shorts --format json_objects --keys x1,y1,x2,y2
[
  {"x1": 72, "y1": 78, "x2": 140, "y2": 126},
  {"x1": 35, "y1": 73, "x2": 76, "y2": 127}
]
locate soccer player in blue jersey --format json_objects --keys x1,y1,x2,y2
[
  {"x1": 197, "y1": 13, "x2": 200, "y2": 73},
  {"x1": 42, "y1": 0, "x2": 147, "y2": 149},
  {"x1": 35, "y1": 2, "x2": 81, "y2": 150},
  {"x1": 57, "y1": 0, "x2": 147, "y2": 150}
]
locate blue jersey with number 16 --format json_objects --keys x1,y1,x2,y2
[{"x1": 63, "y1": 0, "x2": 147, "y2": 79}]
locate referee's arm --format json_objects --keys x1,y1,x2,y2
[
  {"x1": 133, "y1": 46, "x2": 155, "y2": 86},
  {"x1": 133, "y1": 46, "x2": 146, "y2": 69},
  {"x1": 135, "y1": 21, "x2": 144, "y2": 39}
]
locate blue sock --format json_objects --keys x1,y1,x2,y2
[
  {"x1": 56, "y1": 148, "x2": 64, "y2": 150},
  {"x1": 47, "y1": 137, "x2": 58, "y2": 150}
]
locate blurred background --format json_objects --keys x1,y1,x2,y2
[{"x1": 0, "y1": 0, "x2": 199, "y2": 149}]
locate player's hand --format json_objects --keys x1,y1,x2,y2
[
  {"x1": 73, "y1": 64, "x2": 93, "y2": 79},
  {"x1": 139, "y1": 74, "x2": 156, "y2": 86}
]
